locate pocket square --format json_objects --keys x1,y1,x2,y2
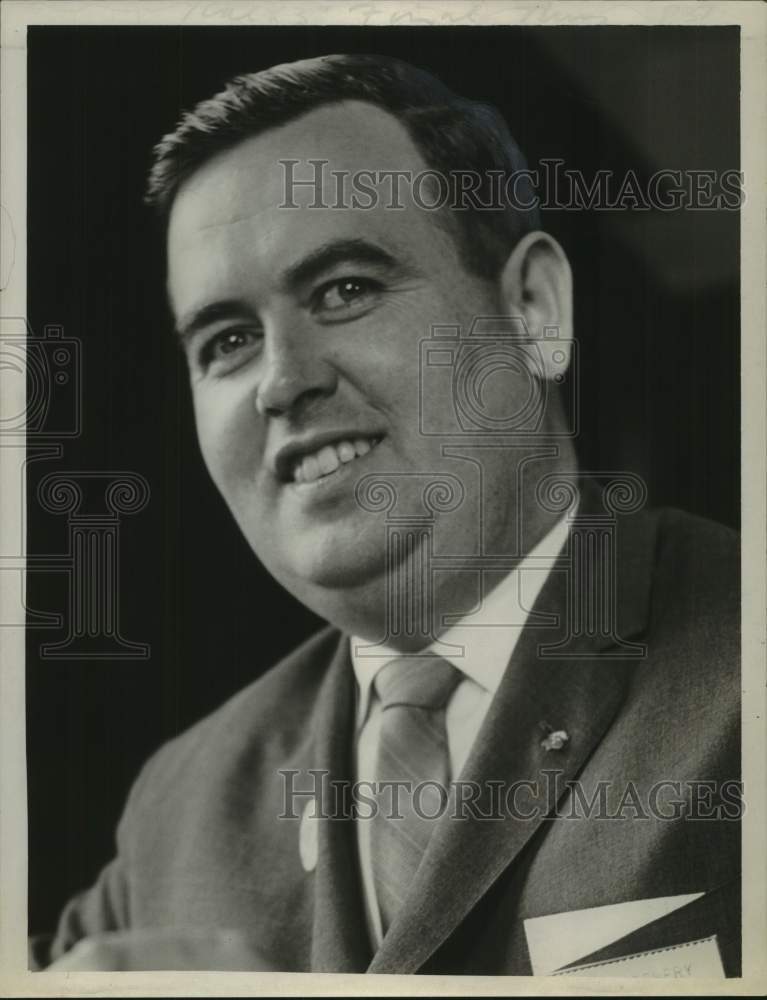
[{"x1": 523, "y1": 892, "x2": 706, "y2": 976}]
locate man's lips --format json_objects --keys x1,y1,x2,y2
[{"x1": 272, "y1": 431, "x2": 384, "y2": 485}]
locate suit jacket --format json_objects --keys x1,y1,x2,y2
[{"x1": 38, "y1": 484, "x2": 741, "y2": 975}]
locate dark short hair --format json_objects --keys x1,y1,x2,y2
[{"x1": 145, "y1": 53, "x2": 539, "y2": 278}]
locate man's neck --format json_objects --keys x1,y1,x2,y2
[
  {"x1": 350, "y1": 500, "x2": 575, "y2": 668},
  {"x1": 291, "y1": 449, "x2": 580, "y2": 647}
]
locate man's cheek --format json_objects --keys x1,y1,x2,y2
[
  {"x1": 193, "y1": 411, "x2": 225, "y2": 482},
  {"x1": 195, "y1": 397, "x2": 258, "y2": 478}
]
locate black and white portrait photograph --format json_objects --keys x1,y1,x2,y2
[{"x1": 1, "y1": 1, "x2": 765, "y2": 994}]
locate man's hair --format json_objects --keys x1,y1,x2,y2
[{"x1": 145, "y1": 53, "x2": 539, "y2": 279}]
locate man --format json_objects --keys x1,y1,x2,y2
[{"x1": 37, "y1": 54, "x2": 740, "y2": 975}]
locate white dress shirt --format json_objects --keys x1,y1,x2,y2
[{"x1": 349, "y1": 509, "x2": 573, "y2": 946}]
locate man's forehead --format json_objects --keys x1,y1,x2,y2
[{"x1": 168, "y1": 100, "x2": 430, "y2": 236}]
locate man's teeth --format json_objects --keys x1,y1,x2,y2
[{"x1": 293, "y1": 438, "x2": 379, "y2": 484}]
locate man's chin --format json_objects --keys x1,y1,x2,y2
[
  {"x1": 254, "y1": 526, "x2": 388, "y2": 595},
  {"x1": 296, "y1": 560, "x2": 384, "y2": 592},
  {"x1": 290, "y1": 545, "x2": 387, "y2": 591}
]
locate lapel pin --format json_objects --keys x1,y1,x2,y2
[
  {"x1": 539, "y1": 721, "x2": 570, "y2": 752},
  {"x1": 299, "y1": 799, "x2": 319, "y2": 872}
]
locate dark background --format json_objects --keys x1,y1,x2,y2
[{"x1": 26, "y1": 25, "x2": 739, "y2": 934}]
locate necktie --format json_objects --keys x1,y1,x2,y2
[{"x1": 369, "y1": 655, "x2": 461, "y2": 933}]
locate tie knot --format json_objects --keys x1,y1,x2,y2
[{"x1": 374, "y1": 655, "x2": 461, "y2": 710}]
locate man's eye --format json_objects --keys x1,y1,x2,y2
[
  {"x1": 314, "y1": 277, "x2": 380, "y2": 313},
  {"x1": 199, "y1": 329, "x2": 260, "y2": 369}
]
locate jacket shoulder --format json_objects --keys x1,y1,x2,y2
[
  {"x1": 123, "y1": 624, "x2": 342, "y2": 814},
  {"x1": 633, "y1": 507, "x2": 740, "y2": 741},
  {"x1": 651, "y1": 506, "x2": 739, "y2": 618},
  {"x1": 655, "y1": 505, "x2": 739, "y2": 559}
]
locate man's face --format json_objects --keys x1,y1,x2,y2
[{"x1": 167, "y1": 101, "x2": 529, "y2": 613}]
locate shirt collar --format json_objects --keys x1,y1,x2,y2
[{"x1": 350, "y1": 503, "x2": 575, "y2": 728}]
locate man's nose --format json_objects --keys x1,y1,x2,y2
[{"x1": 254, "y1": 323, "x2": 337, "y2": 418}]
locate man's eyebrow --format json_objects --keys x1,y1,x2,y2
[
  {"x1": 280, "y1": 238, "x2": 403, "y2": 292},
  {"x1": 174, "y1": 239, "x2": 407, "y2": 344},
  {"x1": 175, "y1": 300, "x2": 253, "y2": 345}
]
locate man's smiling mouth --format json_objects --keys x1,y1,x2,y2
[{"x1": 291, "y1": 436, "x2": 382, "y2": 485}]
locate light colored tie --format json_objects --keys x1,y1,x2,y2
[{"x1": 370, "y1": 655, "x2": 461, "y2": 934}]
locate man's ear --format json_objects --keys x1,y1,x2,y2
[{"x1": 498, "y1": 231, "x2": 573, "y2": 380}]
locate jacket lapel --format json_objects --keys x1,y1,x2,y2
[
  {"x1": 368, "y1": 482, "x2": 659, "y2": 973},
  {"x1": 309, "y1": 636, "x2": 373, "y2": 972}
]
